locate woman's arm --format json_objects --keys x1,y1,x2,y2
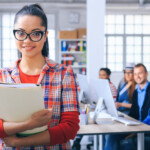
[
  {"x1": 115, "y1": 102, "x2": 132, "y2": 109},
  {"x1": 2, "y1": 111, "x2": 79, "y2": 147},
  {"x1": 3, "y1": 130, "x2": 50, "y2": 147},
  {"x1": 3, "y1": 109, "x2": 52, "y2": 136}
]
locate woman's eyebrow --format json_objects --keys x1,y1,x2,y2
[{"x1": 32, "y1": 28, "x2": 42, "y2": 31}]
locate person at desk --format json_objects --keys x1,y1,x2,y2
[
  {"x1": 0, "y1": 4, "x2": 79, "y2": 149},
  {"x1": 105, "y1": 63, "x2": 150, "y2": 150},
  {"x1": 115, "y1": 63, "x2": 136, "y2": 115},
  {"x1": 129, "y1": 63, "x2": 150, "y2": 123},
  {"x1": 117, "y1": 63, "x2": 135, "y2": 92},
  {"x1": 99, "y1": 67, "x2": 117, "y2": 101}
]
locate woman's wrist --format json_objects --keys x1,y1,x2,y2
[
  {"x1": 24, "y1": 120, "x2": 35, "y2": 130},
  {"x1": 119, "y1": 103, "x2": 122, "y2": 107},
  {"x1": 3, "y1": 121, "x2": 33, "y2": 136}
]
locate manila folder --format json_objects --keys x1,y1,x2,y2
[{"x1": 0, "y1": 84, "x2": 47, "y2": 136}]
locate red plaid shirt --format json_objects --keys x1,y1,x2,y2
[{"x1": 0, "y1": 57, "x2": 79, "y2": 150}]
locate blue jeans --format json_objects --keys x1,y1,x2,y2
[{"x1": 104, "y1": 134, "x2": 129, "y2": 150}]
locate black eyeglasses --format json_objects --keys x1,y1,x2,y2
[
  {"x1": 124, "y1": 71, "x2": 133, "y2": 75},
  {"x1": 13, "y1": 30, "x2": 46, "y2": 42}
]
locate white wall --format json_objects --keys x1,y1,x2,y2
[
  {"x1": 58, "y1": 9, "x2": 86, "y2": 30},
  {"x1": 110, "y1": 72, "x2": 124, "y2": 88}
]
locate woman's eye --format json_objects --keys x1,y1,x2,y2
[
  {"x1": 17, "y1": 31, "x2": 25, "y2": 36},
  {"x1": 32, "y1": 32, "x2": 41, "y2": 37}
]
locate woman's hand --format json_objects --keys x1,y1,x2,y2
[
  {"x1": 2, "y1": 135, "x2": 19, "y2": 147},
  {"x1": 115, "y1": 102, "x2": 122, "y2": 108},
  {"x1": 126, "y1": 81, "x2": 133, "y2": 88},
  {"x1": 27, "y1": 109, "x2": 52, "y2": 129},
  {"x1": 3, "y1": 109, "x2": 52, "y2": 136}
]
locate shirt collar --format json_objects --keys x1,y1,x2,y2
[
  {"x1": 10, "y1": 57, "x2": 58, "y2": 81},
  {"x1": 137, "y1": 81, "x2": 149, "y2": 93}
]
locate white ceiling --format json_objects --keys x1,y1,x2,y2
[{"x1": 0, "y1": 0, "x2": 150, "y2": 5}]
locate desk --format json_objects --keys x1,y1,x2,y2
[{"x1": 78, "y1": 120, "x2": 150, "y2": 150}]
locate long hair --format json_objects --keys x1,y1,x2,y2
[
  {"x1": 128, "y1": 81, "x2": 136, "y2": 102},
  {"x1": 14, "y1": 4, "x2": 49, "y2": 57},
  {"x1": 124, "y1": 73, "x2": 136, "y2": 102}
]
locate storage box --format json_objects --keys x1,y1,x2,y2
[
  {"x1": 77, "y1": 28, "x2": 86, "y2": 39},
  {"x1": 58, "y1": 30, "x2": 77, "y2": 39}
]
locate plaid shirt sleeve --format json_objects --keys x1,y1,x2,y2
[{"x1": 61, "y1": 66, "x2": 79, "y2": 113}]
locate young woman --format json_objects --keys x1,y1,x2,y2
[
  {"x1": 0, "y1": 4, "x2": 79, "y2": 149},
  {"x1": 115, "y1": 64, "x2": 136, "y2": 115},
  {"x1": 99, "y1": 68, "x2": 117, "y2": 101}
]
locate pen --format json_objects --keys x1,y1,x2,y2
[{"x1": 86, "y1": 107, "x2": 89, "y2": 114}]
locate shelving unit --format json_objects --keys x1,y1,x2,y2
[{"x1": 59, "y1": 39, "x2": 87, "y2": 74}]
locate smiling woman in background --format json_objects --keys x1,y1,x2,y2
[
  {"x1": 0, "y1": 4, "x2": 79, "y2": 150},
  {"x1": 115, "y1": 63, "x2": 136, "y2": 115}
]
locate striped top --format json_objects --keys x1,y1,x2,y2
[{"x1": 109, "y1": 82, "x2": 117, "y2": 101}]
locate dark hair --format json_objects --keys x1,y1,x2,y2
[
  {"x1": 99, "y1": 68, "x2": 111, "y2": 76},
  {"x1": 134, "y1": 63, "x2": 147, "y2": 73},
  {"x1": 14, "y1": 4, "x2": 49, "y2": 57},
  {"x1": 99, "y1": 67, "x2": 111, "y2": 82}
]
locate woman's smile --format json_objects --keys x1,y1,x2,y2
[{"x1": 22, "y1": 46, "x2": 36, "y2": 51}]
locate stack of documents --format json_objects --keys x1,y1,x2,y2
[{"x1": 0, "y1": 83, "x2": 47, "y2": 136}]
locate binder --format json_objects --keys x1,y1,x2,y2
[{"x1": 0, "y1": 83, "x2": 47, "y2": 136}]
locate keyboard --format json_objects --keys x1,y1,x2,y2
[{"x1": 112, "y1": 117, "x2": 141, "y2": 126}]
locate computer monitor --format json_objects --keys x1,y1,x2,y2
[
  {"x1": 91, "y1": 78, "x2": 118, "y2": 117},
  {"x1": 77, "y1": 74, "x2": 118, "y2": 117},
  {"x1": 77, "y1": 74, "x2": 98, "y2": 105}
]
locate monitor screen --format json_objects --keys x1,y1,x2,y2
[
  {"x1": 91, "y1": 78, "x2": 118, "y2": 117},
  {"x1": 77, "y1": 74, "x2": 97, "y2": 105},
  {"x1": 77, "y1": 74, "x2": 118, "y2": 117}
]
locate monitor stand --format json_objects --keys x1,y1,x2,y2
[
  {"x1": 79, "y1": 90, "x2": 89, "y2": 104},
  {"x1": 79, "y1": 90, "x2": 96, "y2": 109},
  {"x1": 94, "y1": 97, "x2": 114, "y2": 125}
]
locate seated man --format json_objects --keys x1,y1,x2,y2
[{"x1": 104, "y1": 63, "x2": 150, "y2": 150}]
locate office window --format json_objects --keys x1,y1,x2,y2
[
  {"x1": 143, "y1": 37, "x2": 150, "y2": 70},
  {"x1": 0, "y1": 13, "x2": 56, "y2": 67},
  {"x1": 105, "y1": 14, "x2": 150, "y2": 71},
  {"x1": 107, "y1": 36, "x2": 123, "y2": 71},
  {"x1": 2, "y1": 13, "x2": 17, "y2": 67},
  {"x1": 105, "y1": 15, "x2": 124, "y2": 34},
  {"x1": 126, "y1": 36, "x2": 142, "y2": 63},
  {"x1": 105, "y1": 15, "x2": 124, "y2": 71}
]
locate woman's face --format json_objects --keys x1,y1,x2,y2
[
  {"x1": 99, "y1": 70, "x2": 109, "y2": 79},
  {"x1": 124, "y1": 69, "x2": 134, "y2": 82},
  {"x1": 14, "y1": 15, "x2": 48, "y2": 58}
]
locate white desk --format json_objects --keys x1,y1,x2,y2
[{"x1": 78, "y1": 120, "x2": 150, "y2": 150}]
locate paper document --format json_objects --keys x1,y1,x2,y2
[{"x1": 0, "y1": 83, "x2": 47, "y2": 136}]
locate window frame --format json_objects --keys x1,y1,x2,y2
[{"x1": 105, "y1": 13, "x2": 150, "y2": 72}]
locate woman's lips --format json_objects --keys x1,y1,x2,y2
[{"x1": 23, "y1": 46, "x2": 35, "y2": 51}]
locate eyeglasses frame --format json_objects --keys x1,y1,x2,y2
[{"x1": 13, "y1": 30, "x2": 46, "y2": 42}]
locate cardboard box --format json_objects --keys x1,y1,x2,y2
[
  {"x1": 77, "y1": 28, "x2": 87, "y2": 39},
  {"x1": 58, "y1": 30, "x2": 77, "y2": 39}
]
